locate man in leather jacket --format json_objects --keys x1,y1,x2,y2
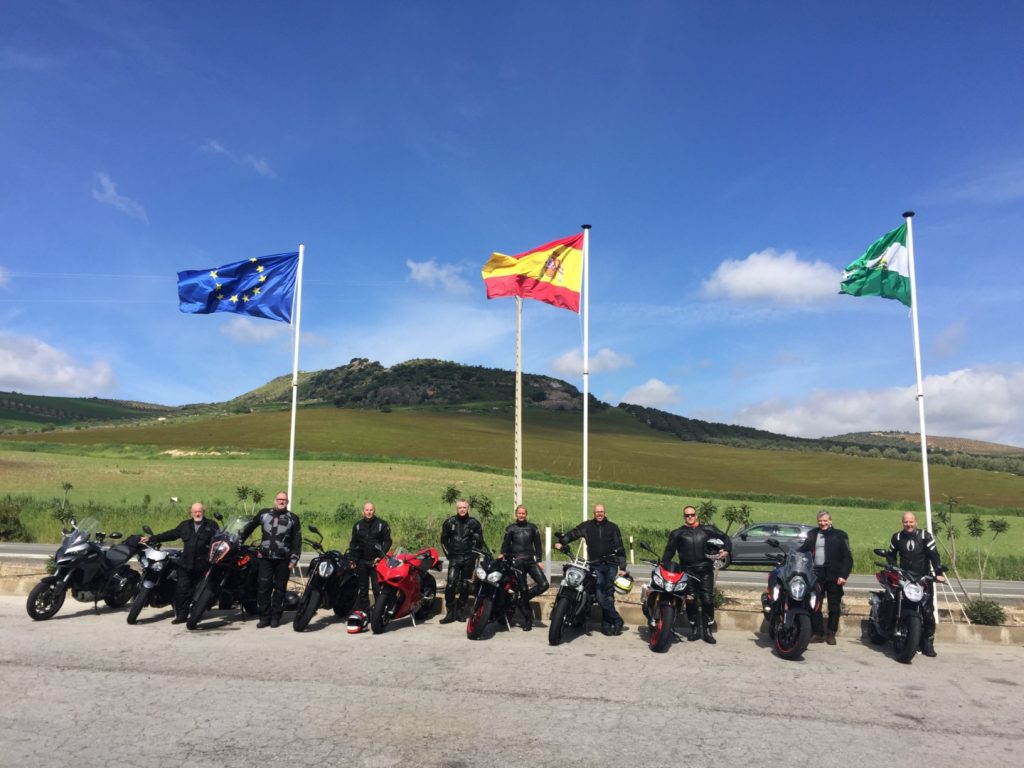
[
  {"x1": 348, "y1": 502, "x2": 392, "y2": 610},
  {"x1": 797, "y1": 510, "x2": 853, "y2": 645},
  {"x1": 662, "y1": 506, "x2": 731, "y2": 644},
  {"x1": 238, "y1": 491, "x2": 302, "y2": 628},
  {"x1": 555, "y1": 503, "x2": 628, "y2": 635},
  {"x1": 143, "y1": 501, "x2": 218, "y2": 624},
  {"x1": 500, "y1": 505, "x2": 548, "y2": 631},
  {"x1": 887, "y1": 512, "x2": 947, "y2": 657},
  {"x1": 439, "y1": 499, "x2": 485, "y2": 623}
]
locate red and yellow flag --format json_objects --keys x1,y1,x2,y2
[{"x1": 480, "y1": 233, "x2": 583, "y2": 312}]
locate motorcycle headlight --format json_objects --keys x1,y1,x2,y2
[
  {"x1": 317, "y1": 561, "x2": 334, "y2": 578},
  {"x1": 486, "y1": 570, "x2": 503, "y2": 585},
  {"x1": 151, "y1": 560, "x2": 164, "y2": 572},
  {"x1": 475, "y1": 566, "x2": 488, "y2": 581},
  {"x1": 903, "y1": 582, "x2": 925, "y2": 602},
  {"x1": 210, "y1": 541, "x2": 231, "y2": 564},
  {"x1": 652, "y1": 571, "x2": 665, "y2": 589},
  {"x1": 789, "y1": 576, "x2": 807, "y2": 600},
  {"x1": 564, "y1": 567, "x2": 585, "y2": 588},
  {"x1": 139, "y1": 556, "x2": 149, "y2": 569}
]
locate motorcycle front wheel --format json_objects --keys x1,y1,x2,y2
[
  {"x1": 370, "y1": 586, "x2": 395, "y2": 634},
  {"x1": 186, "y1": 581, "x2": 214, "y2": 630},
  {"x1": 292, "y1": 587, "x2": 321, "y2": 632},
  {"x1": 773, "y1": 612, "x2": 811, "y2": 660},
  {"x1": 26, "y1": 581, "x2": 66, "y2": 621},
  {"x1": 105, "y1": 569, "x2": 140, "y2": 608},
  {"x1": 126, "y1": 585, "x2": 151, "y2": 624},
  {"x1": 649, "y1": 602, "x2": 675, "y2": 653},
  {"x1": 894, "y1": 614, "x2": 922, "y2": 664},
  {"x1": 548, "y1": 597, "x2": 571, "y2": 646},
  {"x1": 467, "y1": 596, "x2": 493, "y2": 640}
]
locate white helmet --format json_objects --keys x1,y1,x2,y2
[{"x1": 346, "y1": 610, "x2": 369, "y2": 634}]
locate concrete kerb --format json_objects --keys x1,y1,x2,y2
[{"x1": 7, "y1": 556, "x2": 1020, "y2": 645}]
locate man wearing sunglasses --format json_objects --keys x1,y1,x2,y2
[{"x1": 662, "y1": 505, "x2": 731, "y2": 644}]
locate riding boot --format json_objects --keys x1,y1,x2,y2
[
  {"x1": 521, "y1": 600, "x2": 533, "y2": 631},
  {"x1": 825, "y1": 630, "x2": 836, "y2": 645},
  {"x1": 687, "y1": 622, "x2": 701, "y2": 641},
  {"x1": 921, "y1": 636, "x2": 937, "y2": 657},
  {"x1": 440, "y1": 607, "x2": 457, "y2": 624},
  {"x1": 456, "y1": 600, "x2": 467, "y2": 622},
  {"x1": 701, "y1": 622, "x2": 717, "y2": 645}
]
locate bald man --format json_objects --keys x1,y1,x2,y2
[{"x1": 144, "y1": 502, "x2": 219, "y2": 623}]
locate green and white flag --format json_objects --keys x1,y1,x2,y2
[{"x1": 839, "y1": 222, "x2": 911, "y2": 307}]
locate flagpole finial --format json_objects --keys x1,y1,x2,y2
[
  {"x1": 903, "y1": 211, "x2": 915, "y2": 219},
  {"x1": 581, "y1": 224, "x2": 591, "y2": 230}
]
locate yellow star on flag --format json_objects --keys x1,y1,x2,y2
[
  {"x1": 230, "y1": 295, "x2": 239, "y2": 303},
  {"x1": 242, "y1": 294, "x2": 250, "y2": 303},
  {"x1": 259, "y1": 275, "x2": 267, "y2": 283},
  {"x1": 216, "y1": 293, "x2": 224, "y2": 300},
  {"x1": 250, "y1": 257, "x2": 257, "y2": 262},
  {"x1": 210, "y1": 270, "x2": 218, "y2": 279},
  {"x1": 256, "y1": 265, "x2": 264, "y2": 273},
  {"x1": 253, "y1": 287, "x2": 261, "y2": 296}
]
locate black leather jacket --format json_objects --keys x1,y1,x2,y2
[
  {"x1": 348, "y1": 517, "x2": 392, "y2": 561},
  {"x1": 501, "y1": 521, "x2": 542, "y2": 560},
  {"x1": 797, "y1": 527, "x2": 853, "y2": 581},
  {"x1": 662, "y1": 524, "x2": 732, "y2": 569},
  {"x1": 441, "y1": 514, "x2": 484, "y2": 558},
  {"x1": 150, "y1": 518, "x2": 219, "y2": 571},
  {"x1": 888, "y1": 529, "x2": 942, "y2": 576},
  {"x1": 560, "y1": 518, "x2": 626, "y2": 568}
]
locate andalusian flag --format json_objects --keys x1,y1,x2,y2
[
  {"x1": 481, "y1": 233, "x2": 584, "y2": 312},
  {"x1": 839, "y1": 223, "x2": 911, "y2": 307}
]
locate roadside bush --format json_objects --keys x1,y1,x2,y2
[
  {"x1": 334, "y1": 501, "x2": 359, "y2": 526},
  {"x1": 964, "y1": 599, "x2": 1006, "y2": 626},
  {"x1": 0, "y1": 498, "x2": 31, "y2": 542}
]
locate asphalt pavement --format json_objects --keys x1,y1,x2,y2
[{"x1": 1, "y1": 595, "x2": 1022, "y2": 768}]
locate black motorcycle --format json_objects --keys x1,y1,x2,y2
[
  {"x1": 760, "y1": 538, "x2": 821, "y2": 660},
  {"x1": 26, "y1": 517, "x2": 141, "y2": 620},
  {"x1": 466, "y1": 550, "x2": 525, "y2": 640},
  {"x1": 548, "y1": 535, "x2": 597, "y2": 646},
  {"x1": 637, "y1": 541, "x2": 690, "y2": 652},
  {"x1": 292, "y1": 524, "x2": 359, "y2": 631},
  {"x1": 126, "y1": 525, "x2": 182, "y2": 624},
  {"x1": 186, "y1": 516, "x2": 260, "y2": 630},
  {"x1": 867, "y1": 547, "x2": 944, "y2": 663}
]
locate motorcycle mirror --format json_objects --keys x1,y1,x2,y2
[
  {"x1": 766, "y1": 538, "x2": 780, "y2": 548},
  {"x1": 69, "y1": 517, "x2": 77, "y2": 528},
  {"x1": 308, "y1": 524, "x2": 321, "y2": 536},
  {"x1": 109, "y1": 532, "x2": 122, "y2": 540},
  {"x1": 872, "y1": 548, "x2": 888, "y2": 557},
  {"x1": 143, "y1": 525, "x2": 154, "y2": 536},
  {"x1": 214, "y1": 511, "x2": 224, "y2": 521}
]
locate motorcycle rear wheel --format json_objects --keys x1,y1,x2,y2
[
  {"x1": 413, "y1": 574, "x2": 437, "y2": 622},
  {"x1": 105, "y1": 569, "x2": 140, "y2": 608},
  {"x1": 26, "y1": 581, "x2": 66, "y2": 621},
  {"x1": 370, "y1": 587, "x2": 395, "y2": 634},
  {"x1": 773, "y1": 612, "x2": 811, "y2": 660},
  {"x1": 894, "y1": 614, "x2": 922, "y2": 664},
  {"x1": 126, "y1": 585, "x2": 151, "y2": 625},
  {"x1": 467, "y1": 597, "x2": 493, "y2": 640},
  {"x1": 186, "y1": 582, "x2": 214, "y2": 630},
  {"x1": 548, "y1": 597, "x2": 571, "y2": 646},
  {"x1": 649, "y1": 603, "x2": 675, "y2": 653}
]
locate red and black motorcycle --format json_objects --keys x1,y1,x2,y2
[
  {"x1": 369, "y1": 547, "x2": 443, "y2": 633},
  {"x1": 638, "y1": 541, "x2": 691, "y2": 653}
]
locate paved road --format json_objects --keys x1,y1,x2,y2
[{"x1": 1, "y1": 596, "x2": 1022, "y2": 768}]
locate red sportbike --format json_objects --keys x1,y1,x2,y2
[
  {"x1": 638, "y1": 541, "x2": 690, "y2": 653},
  {"x1": 370, "y1": 547, "x2": 443, "y2": 634}
]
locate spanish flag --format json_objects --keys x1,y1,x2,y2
[{"x1": 481, "y1": 233, "x2": 584, "y2": 312}]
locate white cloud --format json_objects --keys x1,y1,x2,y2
[
  {"x1": 702, "y1": 249, "x2": 841, "y2": 305},
  {"x1": 551, "y1": 347, "x2": 633, "y2": 377},
  {"x1": 621, "y1": 378, "x2": 682, "y2": 408},
  {"x1": 219, "y1": 316, "x2": 290, "y2": 344},
  {"x1": 405, "y1": 260, "x2": 472, "y2": 296},
  {"x1": 91, "y1": 172, "x2": 148, "y2": 222},
  {"x1": 0, "y1": 333, "x2": 117, "y2": 395},
  {"x1": 736, "y1": 366, "x2": 1024, "y2": 447},
  {"x1": 201, "y1": 139, "x2": 275, "y2": 177}
]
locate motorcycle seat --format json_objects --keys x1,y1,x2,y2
[{"x1": 105, "y1": 544, "x2": 135, "y2": 566}]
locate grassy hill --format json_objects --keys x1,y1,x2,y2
[{"x1": 0, "y1": 391, "x2": 177, "y2": 431}]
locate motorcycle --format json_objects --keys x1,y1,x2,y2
[
  {"x1": 637, "y1": 541, "x2": 691, "y2": 652},
  {"x1": 292, "y1": 524, "x2": 359, "y2": 631},
  {"x1": 26, "y1": 517, "x2": 141, "y2": 621},
  {"x1": 866, "y1": 547, "x2": 944, "y2": 663},
  {"x1": 548, "y1": 535, "x2": 598, "y2": 646},
  {"x1": 466, "y1": 549, "x2": 526, "y2": 640},
  {"x1": 186, "y1": 516, "x2": 261, "y2": 630},
  {"x1": 760, "y1": 537, "x2": 821, "y2": 660},
  {"x1": 369, "y1": 546, "x2": 442, "y2": 634},
  {"x1": 126, "y1": 524, "x2": 182, "y2": 624}
]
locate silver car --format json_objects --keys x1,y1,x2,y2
[{"x1": 722, "y1": 522, "x2": 814, "y2": 568}]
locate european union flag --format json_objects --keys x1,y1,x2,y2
[{"x1": 177, "y1": 251, "x2": 299, "y2": 323}]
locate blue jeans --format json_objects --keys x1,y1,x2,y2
[{"x1": 593, "y1": 564, "x2": 621, "y2": 625}]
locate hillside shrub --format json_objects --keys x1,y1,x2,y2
[
  {"x1": 964, "y1": 599, "x2": 1006, "y2": 626},
  {"x1": 0, "y1": 498, "x2": 30, "y2": 542}
]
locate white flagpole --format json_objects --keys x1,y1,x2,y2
[
  {"x1": 514, "y1": 296, "x2": 523, "y2": 511},
  {"x1": 286, "y1": 243, "x2": 305, "y2": 510},
  {"x1": 581, "y1": 225, "x2": 591, "y2": 523},
  {"x1": 904, "y1": 212, "x2": 933, "y2": 534}
]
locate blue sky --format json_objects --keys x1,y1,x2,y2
[{"x1": 2, "y1": 1, "x2": 1023, "y2": 446}]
